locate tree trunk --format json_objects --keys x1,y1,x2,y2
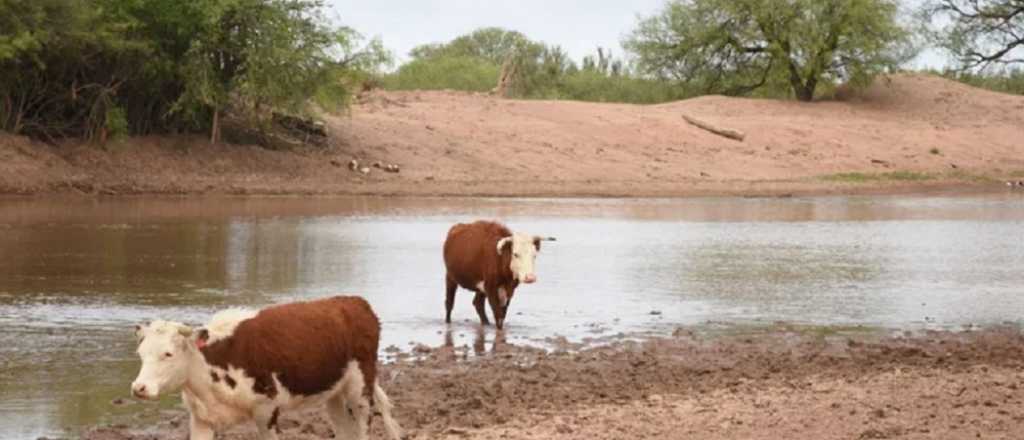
[
  {"x1": 210, "y1": 108, "x2": 221, "y2": 144},
  {"x1": 793, "y1": 79, "x2": 816, "y2": 102}
]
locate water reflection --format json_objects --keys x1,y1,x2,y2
[{"x1": 442, "y1": 326, "x2": 508, "y2": 356}]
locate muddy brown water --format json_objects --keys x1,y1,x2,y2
[{"x1": 1, "y1": 193, "x2": 1023, "y2": 438}]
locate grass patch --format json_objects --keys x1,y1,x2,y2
[
  {"x1": 1010, "y1": 170, "x2": 1024, "y2": 178},
  {"x1": 821, "y1": 171, "x2": 935, "y2": 183}
]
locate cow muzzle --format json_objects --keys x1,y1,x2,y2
[
  {"x1": 522, "y1": 274, "x2": 536, "y2": 284},
  {"x1": 131, "y1": 382, "x2": 157, "y2": 400}
]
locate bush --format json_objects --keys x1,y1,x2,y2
[
  {"x1": 532, "y1": 71, "x2": 695, "y2": 104},
  {"x1": 945, "y1": 70, "x2": 1024, "y2": 95},
  {"x1": 382, "y1": 56, "x2": 500, "y2": 93}
]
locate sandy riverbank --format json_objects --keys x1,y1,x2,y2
[{"x1": 3, "y1": 74, "x2": 1023, "y2": 198}]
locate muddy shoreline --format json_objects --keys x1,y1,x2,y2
[{"x1": 83, "y1": 326, "x2": 1024, "y2": 439}]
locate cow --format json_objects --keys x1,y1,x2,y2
[
  {"x1": 443, "y1": 220, "x2": 555, "y2": 330},
  {"x1": 130, "y1": 296, "x2": 402, "y2": 440}
]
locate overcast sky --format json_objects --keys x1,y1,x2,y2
[{"x1": 326, "y1": 0, "x2": 948, "y2": 69}]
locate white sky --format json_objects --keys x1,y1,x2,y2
[{"x1": 326, "y1": 0, "x2": 949, "y2": 69}]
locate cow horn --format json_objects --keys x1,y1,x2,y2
[
  {"x1": 496, "y1": 236, "x2": 512, "y2": 254},
  {"x1": 177, "y1": 325, "x2": 193, "y2": 337}
]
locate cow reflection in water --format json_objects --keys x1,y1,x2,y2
[{"x1": 443, "y1": 326, "x2": 507, "y2": 357}]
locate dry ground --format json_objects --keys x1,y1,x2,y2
[{"x1": 3, "y1": 74, "x2": 1023, "y2": 197}]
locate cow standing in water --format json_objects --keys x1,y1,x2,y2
[
  {"x1": 130, "y1": 296, "x2": 401, "y2": 440},
  {"x1": 443, "y1": 220, "x2": 555, "y2": 329}
]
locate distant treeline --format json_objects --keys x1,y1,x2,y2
[
  {"x1": 382, "y1": 1, "x2": 1023, "y2": 104},
  {"x1": 0, "y1": 0, "x2": 387, "y2": 143},
  {"x1": 381, "y1": 28, "x2": 696, "y2": 104},
  {"x1": 2, "y1": 0, "x2": 1021, "y2": 144}
]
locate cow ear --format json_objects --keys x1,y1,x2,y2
[{"x1": 496, "y1": 236, "x2": 513, "y2": 254}]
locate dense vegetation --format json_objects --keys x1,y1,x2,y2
[
  {"x1": 0, "y1": 0, "x2": 387, "y2": 144},
  {"x1": 381, "y1": 28, "x2": 693, "y2": 103},
  {"x1": 1, "y1": 0, "x2": 1022, "y2": 145}
]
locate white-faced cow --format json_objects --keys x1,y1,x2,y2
[
  {"x1": 443, "y1": 220, "x2": 555, "y2": 329},
  {"x1": 131, "y1": 296, "x2": 401, "y2": 440}
]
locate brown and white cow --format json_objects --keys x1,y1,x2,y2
[
  {"x1": 443, "y1": 220, "x2": 555, "y2": 329},
  {"x1": 131, "y1": 296, "x2": 401, "y2": 440}
]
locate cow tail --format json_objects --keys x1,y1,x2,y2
[{"x1": 374, "y1": 380, "x2": 403, "y2": 440}]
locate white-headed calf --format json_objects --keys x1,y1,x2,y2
[{"x1": 131, "y1": 296, "x2": 401, "y2": 440}]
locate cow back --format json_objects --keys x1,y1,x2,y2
[{"x1": 199, "y1": 296, "x2": 380, "y2": 398}]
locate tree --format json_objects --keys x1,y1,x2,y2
[
  {"x1": 1, "y1": 0, "x2": 387, "y2": 144},
  {"x1": 922, "y1": 0, "x2": 1024, "y2": 70},
  {"x1": 409, "y1": 27, "x2": 539, "y2": 65},
  {"x1": 406, "y1": 27, "x2": 572, "y2": 97},
  {"x1": 623, "y1": 0, "x2": 914, "y2": 101}
]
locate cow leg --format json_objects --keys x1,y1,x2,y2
[
  {"x1": 188, "y1": 412, "x2": 215, "y2": 440},
  {"x1": 487, "y1": 291, "x2": 507, "y2": 330},
  {"x1": 498, "y1": 286, "x2": 514, "y2": 326},
  {"x1": 253, "y1": 406, "x2": 281, "y2": 440},
  {"x1": 372, "y1": 380, "x2": 403, "y2": 440},
  {"x1": 445, "y1": 274, "x2": 457, "y2": 324},
  {"x1": 328, "y1": 362, "x2": 372, "y2": 440},
  {"x1": 327, "y1": 394, "x2": 361, "y2": 440},
  {"x1": 472, "y1": 291, "x2": 490, "y2": 326}
]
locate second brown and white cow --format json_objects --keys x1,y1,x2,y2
[
  {"x1": 131, "y1": 296, "x2": 401, "y2": 440},
  {"x1": 443, "y1": 220, "x2": 555, "y2": 329}
]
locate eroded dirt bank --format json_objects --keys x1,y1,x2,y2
[
  {"x1": 4, "y1": 74, "x2": 1024, "y2": 198},
  {"x1": 84, "y1": 327, "x2": 1024, "y2": 439}
]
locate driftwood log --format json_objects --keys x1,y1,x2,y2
[{"x1": 682, "y1": 114, "x2": 745, "y2": 142}]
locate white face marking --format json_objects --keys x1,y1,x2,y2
[
  {"x1": 475, "y1": 281, "x2": 485, "y2": 292},
  {"x1": 132, "y1": 320, "x2": 194, "y2": 400},
  {"x1": 505, "y1": 233, "x2": 540, "y2": 283}
]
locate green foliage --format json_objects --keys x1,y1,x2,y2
[
  {"x1": 385, "y1": 28, "x2": 695, "y2": 104},
  {"x1": 940, "y1": 68, "x2": 1024, "y2": 95},
  {"x1": 383, "y1": 56, "x2": 500, "y2": 92},
  {"x1": 410, "y1": 27, "x2": 539, "y2": 65},
  {"x1": 105, "y1": 107, "x2": 130, "y2": 140},
  {"x1": 624, "y1": 0, "x2": 916, "y2": 101},
  {"x1": 921, "y1": 1, "x2": 1024, "y2": 70},
  {"x1": 821, "y1": 171, "x2": 935, "y2": 182},
  {"x1": 532, "y1": 70, "x2": 695, "y2": 103},
  {"x1": 0, "y1": 0, "x2": 389, "y2": 144}
]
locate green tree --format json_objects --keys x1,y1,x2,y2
[
  {"x1": 405, "y1": 27, "x2": 573, "y2": 98},
  {"x1": 922, "y1": 0, "x2": 1024, "y2": 70},
  {"x1": 1, "y1": 0, "x2": 387, "y2": 144},
  {"x1": 409, "y1": 27, "x2": 539, "y2": 64},
  {"x1": 623, "y1": 0, "x2": 914, "y2": 101}
]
